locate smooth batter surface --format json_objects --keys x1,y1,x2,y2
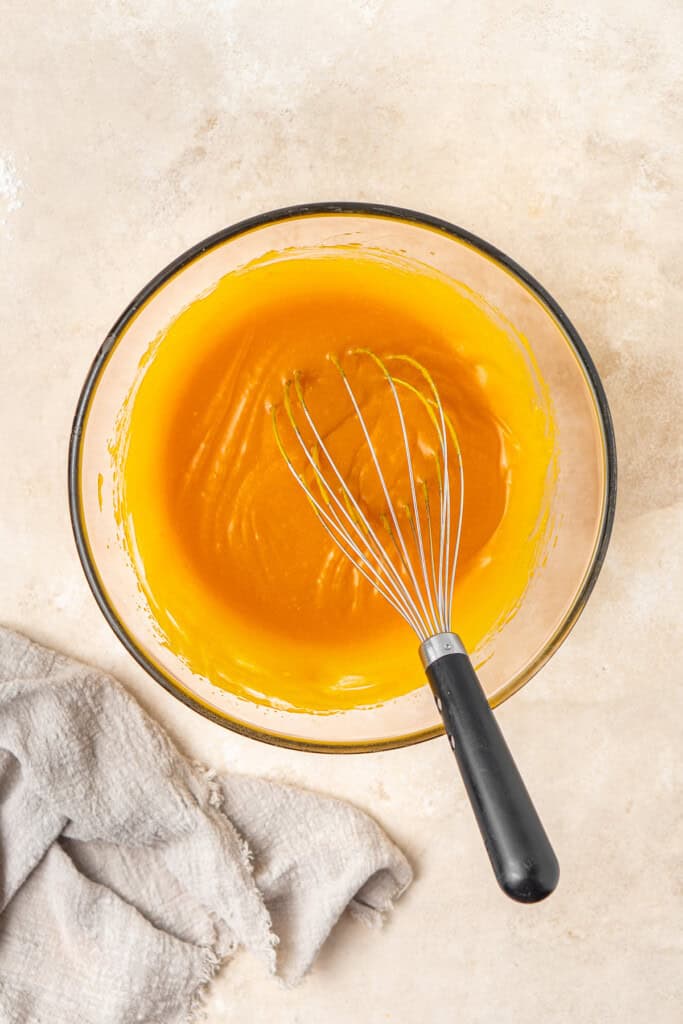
[{"x1": 114, "y1": 248, "x2": 554, "y2": 712}]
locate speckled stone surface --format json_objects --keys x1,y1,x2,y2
[{"x1": 1, "y1": 2, "x2": 681, "y2": 1021}]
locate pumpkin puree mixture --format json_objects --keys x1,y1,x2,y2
[{"x1": 113, "y1": 249, "x2": 554, "y2": 712}]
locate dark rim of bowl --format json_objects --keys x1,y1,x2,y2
[{"x1": 68, "y1": 201, "x2": 618, "y2": 753}]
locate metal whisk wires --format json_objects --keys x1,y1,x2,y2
[{"x1": 271, "y1": 350, "x2": 464, "y2": 643}]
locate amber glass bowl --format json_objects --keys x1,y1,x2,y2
[{"x1": 69, "y1": 204, "x2": 616, "y2": 752}]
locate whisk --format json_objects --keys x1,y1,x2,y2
[{"x1": 272, "y1": 349, "x2": 559, "y2": 903}]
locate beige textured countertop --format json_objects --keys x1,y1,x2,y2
[{"x1": 2, "y1": 2, "x2": 681, "y2": 1021}]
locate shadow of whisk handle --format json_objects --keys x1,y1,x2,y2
[{"x1": 424, "y1": 644, "x2": 559, "y2": 903}]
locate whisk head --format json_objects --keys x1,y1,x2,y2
[{"x1": 271, "y1": 349, "x2": 464, "y2": 642}]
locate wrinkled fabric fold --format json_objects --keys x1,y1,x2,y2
[{"x1": 0, "y1": 627, "x2": 412, "y2": 1024}]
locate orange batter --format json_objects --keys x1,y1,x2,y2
[{"x1": 113, "y1": 248, "x2": 554, "y2": 712}]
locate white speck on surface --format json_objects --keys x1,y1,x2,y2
[
  {"x1": 50, "y1": 578, "x2": 85, "y2": 612},
  {"x1": 0, "y1": 154, "x2": 23, "y2": 237}
]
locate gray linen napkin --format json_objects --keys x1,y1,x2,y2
[{"x1": 0, "y1": 627, "x2": 412, "y2": 1024}]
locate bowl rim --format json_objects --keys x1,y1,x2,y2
[{"x1": 68, "y1": 201, "x2": 617, "y2": 753}]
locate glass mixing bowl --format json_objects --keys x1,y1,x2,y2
[{"x1": 69, "y1": 204, "x2": 616, "y2": 752}]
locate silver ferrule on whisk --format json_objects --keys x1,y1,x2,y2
[{"x1": 419, "y1": 632, "x2": 467, "y2": 669}]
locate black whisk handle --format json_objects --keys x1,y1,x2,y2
[{"x1": 422, "y1": 636, "x2": 559, "y2": 903}]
